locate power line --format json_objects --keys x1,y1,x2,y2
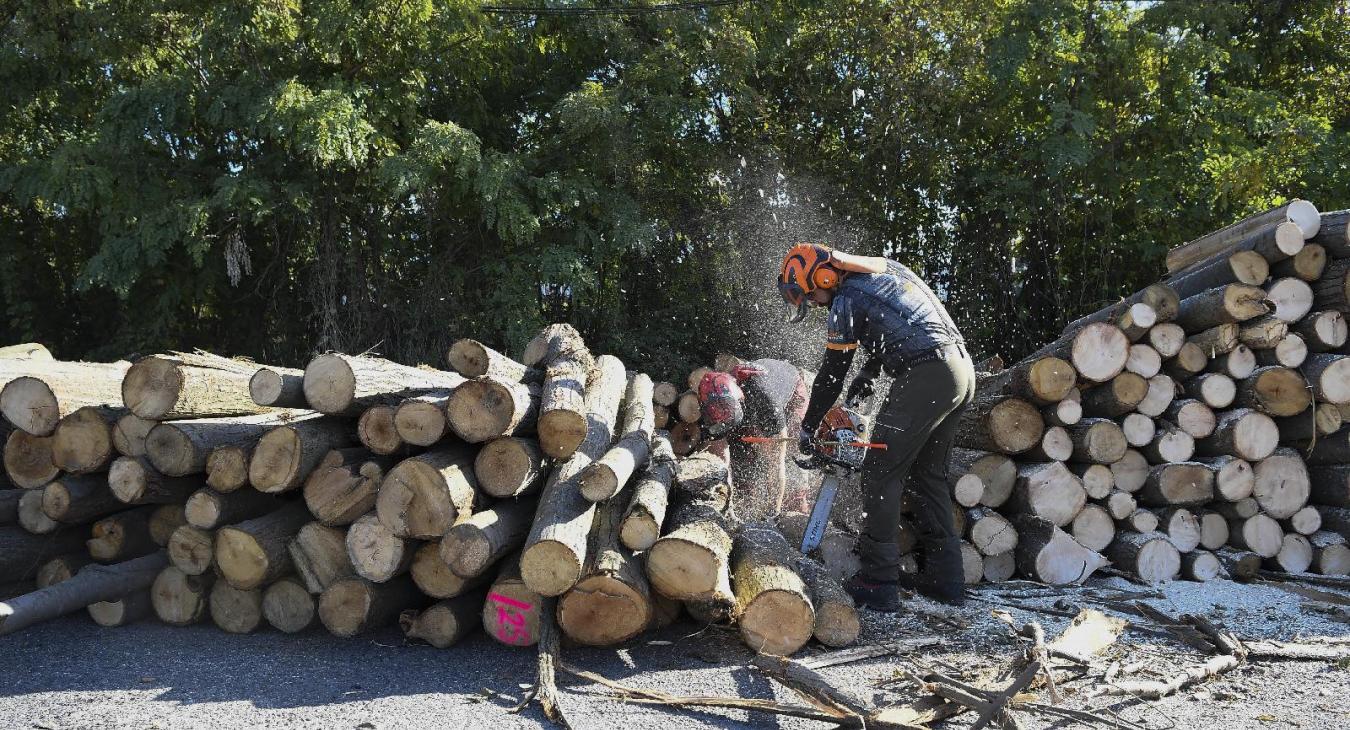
[{"x1": 479, "y1": 1, "x2": 744, "y2": 16}]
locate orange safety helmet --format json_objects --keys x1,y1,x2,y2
[{"x1": 778, "y1": 244, "x2": 839, "y2": 323}]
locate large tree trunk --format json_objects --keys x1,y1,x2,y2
[
  {"x1": 184, "y1": 488, "x2": 284, "y2": 530},
  {"x1": 318, "y1": 575, "x2": 425, "y2": 637},
  {"x1": 0, "y1": 343, "x2": 51, "y2": 360},
  {"x1": 448, "y1": 339, "x2": 541, "y2": 383},
  {"x1": 214, "y1": 501, "x2": 311, "y2": 589},
  {"x1": 475, "y1": 436, "x2": 546, "y2": 498},
  {"x1": 393, "y1": 392, "x2": 452, "y2": 447},
  {"x1": 731, "y1": 523, "x2": 815, "y2": 656},
  {"x1": 646, "y1": 457, "x2": 733, "y2": 600},
  {"x1": 4, "y1": 429, "x2": 59, "y2": 489},
  {"x1": 289, "y1": 521, "x2": 356, "y2": 593},
  {"x1": 1139, "y1": 463, "x2": 1215, "y2": 507},
  {"x1": 1311, "y1": 210, "x2": 1350, "y2": 257},
  {"x1": 520, "y1": 355, "x2": 626, "y2": 597},
  {"x1": 482, "y1": 553, "x2": 542, "y2": 647},
  {"x1": 1105, "y1": 531, "x2": 1181, "y2": 583},
  {"x1": 1079, "y1": 373, "x2": 1148, "y2": 418},
  {"x1": 1252, "y1": 448, "x2": 1310, "y2": 519},
  {"x1": 302, "y1": 448, "x2": 391, "y2": 527},
  {"x1": 534, "y1": 325, "x2": 596, "y2": 459},
  {"x1": 303, "y1": 353, "x2": 465, "y2": 416},
  {"x1": 151, "y1": 566, "x2": 214, "y2": 626},
  {"x1": 1010, "y1": 462, "x2": 1086, "y2": 527},
  {"x1": 0, "y1": 360, "x2": 130, "y2": 436},
  {"x1": 1012, "y1": 515, "x2": 1108, "y2": 584},
  {"x1": 145, "y1": 411, "x2": 312, "y2": 476},
  {"x1": 87, "y1": 507, "x2": 160, "y2": 562},
  {"x1": 1165, "y1": 250, "x2": 1270, "y2": 300},
  {"x1": 976, "y1": 355, "x2": 1076, "y2": 405},
  {"x1": 1028, "y1": 323, "x2": 1128, "y2": 383},
  {"x1": 209, "y1": 581, "x2": 265, "y2": 634},
  {"x1": 51, "y1": 406, "x2": 120, "y2": 474},
  {"x1": 108, "y1": 457, "x2": 200, "y2": 505},
  {"x1": 250, "y1": 415, "x2": 354, "y2": 493},
  {"x1": 1195, "y1": 408, "x2": 1279, "y2": 461},
  {"x1": 446, "y1": 378, "x2": 539, "y2": 444},
  {"x1": 441, "y1": 498, "x2": 538, "y2": 579},
  {"x1": 249, "y1": 365, "x2": 307, "y2": 408},
  {"x1": 619, "y1": 432, "x2": 676, "y2": 550},
  {"x1": 347, "y1": 512, "x2": 416, "y2": 583},
  {"x1": 0, "y1": 552, "x2": 167, "y2": 635},
  {"x1": 580, "y1": 374, "x2": 655, "y2": 502},
  {"x1": 262, "y1": 576, "x2": 317, "y2": 633},
  {"x1": 401, "y1": 591, "x2": 486, "y2": 649},
  {"x1": 1174, "y1": 285, "x2": 1271, "y2": 333},
  {"x1": 954, "y1": 395, "x2": 1044, "y2": 455},
  {"x1": 1166, "y1": 204, "x2": 1316, "y2": 273},
  {"x1": 0, "y1": 525, "x2": 88, "y2": 579},
  {"x1": 557, "y1": 499, "x2": 653, "y2": 646},
  {"x1": 41, "y1": 474, "x2": 123, "y2": 524},
  {"x1": 122, "y1": 353, "x2": 269, "y2": 420},
  {"x1": 375, "y1": 443, "x2": 482, "y2": 539}
]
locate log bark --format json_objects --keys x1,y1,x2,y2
[
  {"x1": 289, "y1": 521, "x2": 356, "y2": 593},
  {"x1": 557, "y1": 499, "x2": 653, "y2": 646},
  {"x1": 731, "y1": 523, "x2": 815, "y2": 656},
  {"x1": 0, "y1": 552, "x2": 167, "y2": 635},
  {"x1": 1061, "y1": 284, "x2": 1179, "y2": 334},
  {"x1": 4, "y1": 429, "x2": 58, "y2": 488},
  {"x1": 0, "y1": 360, "x2": 130, "y2": 436},
  {"x1": 1070, "y1": 503, "x2": 1115, "y2": 552},
  {"x1": 1313, "y1": 258, "x2": 1350, "y2": 311},
  {"x1": 347, "y1": 511, "x2": 416, "y2": 583},
  {"x1": 51, "y1": 406, "x2": 120, "y2": 474},
  {"x1": 145, "y1": 410, "x2": 313, "y2": 476},
  {"x1": 303, "y1": 353, "x2": 466, "y2": 416},
  {"x1": 122, "y1": 353, "x2": 268, "y2": 420},
  {"x1": 793, "y1": 555, "x2": 860, "y2": 648},
  {"x1": 148, "y1": 504, "x2": 186, "y2": 548},
  {"x1": 249, "y1": 365, "x2": 307, "y2": 408},
  {"x1": 1271, "y1": 243, "x2": 1326, "y2": 282},
  {"x1": 580, "y1": 373, "x2": 655, "y2": 502},
  {"x1": 534, "y1": 325, "x2": 596, "y2": 459},
  {"x1": 482, "y1": 553, "x2": 542, "y2": 647},
  {"x1": 318, "y1": 575, "x2": 425, "y2": 638},
  {"x1": 1195, "y1": 408, "x2": 1279, "y2": 461},
  {"x1": 401, "y1": 592, "x2": 486, "y2": 649},
  {"x1": 392, "y1": 391, "x2": 451, "y2": 447},
  {"x1": 1301, "y1": 429, "x2": 1350, "y2": 465},
  {"x1": 1227, "y1": 513, "x2": 1283, "y2": 557},
  {"x1": 167, "y1": 525, "x2": 214, "y2": 575},
  {"x1": 1238, "y1": 315, "x2": 1289, "y2": 350},
  {"x1": 410, "y1": 541, "x2": 491, "y2": 598},
  {"x1": 356, "y1": 405, "x2": 403, "y2": 455},
  {"x1": 87, "y1": 506, "x2": 160, "y2": 562},
  {"x1": 446, "y1": 378, "x2": 539, "y2": 444},
  {"x1": 0, "y1": 488, "x2": 20, "y2": 525},
  {"x1": 1105, "y1": 531, "x2": 1181, "y2": 583},
  {"x1": 967, "y1": 506, "x2": 1018, "y2": 556},
  {"x1": 250, "y1": 414, "x2": 355, "y2": 493},
  {"x1": 1311, "y1": 210, "x2": 1350, "y2": 257},
  {"x1": 112, "y1": 414, "x2": 156, "y2": 458},
  {"x1": 108, "y1": 457, "x2": 200, "y2": 505},
  {"x1": 1166, "y1": 205, "x2": 1316, "y2": 274},
  {"x1": 1189, "y1": 324, "x2": 1240, "y2": 357},
  {"x1": 1011, "y1": 462, "x2": 1085, "y2": 527},
  {"x1": 41, "y1": 474, "x2": 123, "y2": 524},
  {"x1": 87, "y1": 590, "x2": 154, "y2": 627},
  {"x1": 1309, "y1": 531, "x2": 1350, "y2": 575},
  {"x1": 1217, "y1": 548, "x2": 1263, "y2": 580},
  {"x1": 1028, "y1": 323, "x2": 1128, "y2": 383},
  {"x1": 646, "y1": 468, "x2": 733, "y2": 600},
  {"x1": 151, "y1": 566, "x2": 214, "y2": 625},
  {"x1": 262, "y1": 576, "x2": 317, "y2": 633},
  {"x1": 1214, "y1": 498, "x2": 1260, "y2": 520},
  {"x1": 376, "y1": 443, "x2": 482, "y2": 539},
  {"x1": 619, "y1": 432, "x2": 676, "y2": 550},
  {"x1": 955, "y1": 395, "x2": 1044, "y2": 454},
  {"x1": 1110, "y1": 449, "x2": 1150, "y2": 493},
  {"x1": 1265, "y1": 277, "x2": 1315, "y2": 323},
  {"x1": 1295, "y1": 310, "x2": 1348, "y2": 353},
  {"x1": 302, "y1": 448, "x2": 391, "y2": 527},
  {"x1": 520, "y1": 355, "x2": 626, "y2": 597},
  {"x1": 1252, "y1": 448, "x2": 1310, "y2": 519},
  {"x1": 475, "y1": 436, "x2": 546, "y2": 498},
  {"x1": 441, "y1": 498, "x2": 538, "y2": 579},
  {"x1": 214, "y1": 501, "x2": 311, "y2": 589},
  {"x1": 35, "y1": 554, "x2": 93, "y2": 588},
  {"x1": 1174, "y1": 284, "x2": 1270, "y2": 333},
  {"x1": 1196, "y1": 455, "x2": 1256, "y2": 502},
  {"x1": 976, "y1": 356, "x2": 1076, "y2": 405},
  {"x1": 1165, "y1": 250, "x2": 1270, "y2": 300},
  {"x1": 184, "y1": 488, "x2": 284, "y2": 530},
  {"x1": 1307, "y1": 464, "x2": 1350, "y2": 507},
  {"x1": 1080, "y1": 373, "x2": 1148, "y2": 418},
  {"x1": 205, "y1": 444, "x2": 252, "y2": 492},
  {"x1": 1012, "y1": 515, "x2": 1108, "y2": 584},
  {"x1": 1139, "y1": 463, "x2": 1214, "y2": 507},
  {"x1": 210, "y1": 581, "x2": 264, "y2": 634},
  {"x1": 447, "y1": 339, "x2": 540, "y2": 383}
]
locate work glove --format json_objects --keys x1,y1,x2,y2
[
  {"x1": 845, "y1": 374, "x2": 875, "y2": 405},
  {"x1": 797, "y1": 426, "x2": 817, "y2": 457}
]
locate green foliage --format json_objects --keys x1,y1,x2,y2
[{"x1": 1, "y1": 1, "x2": 1348, "y2": 376}]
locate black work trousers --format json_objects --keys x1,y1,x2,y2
[{"x1": 857, "y1": 345, "x2": 976, "y2": 582}]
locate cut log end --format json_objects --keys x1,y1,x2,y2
[
  {"x1": 520, "y1": 540, "x2": 584, "y2": 597},
  {"x1": 558, "y1": 575, "x2": 652, "y2": 646}
]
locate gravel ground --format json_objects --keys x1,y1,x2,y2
[{"x1": 2, "y1": 576, "x2": 1347, "y2": 730}]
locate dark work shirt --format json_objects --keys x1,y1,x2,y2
[{"x1": 825, "y1": 260, "x2": 964, "y2": 374}]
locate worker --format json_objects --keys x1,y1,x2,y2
[
  {"x1": 779, "y1": 243, "x2": 973, "y2": 609},
  {"x1": 697, "y1": 359, "x2": 810, "y2": 519}
]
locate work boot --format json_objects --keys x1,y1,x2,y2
[
  {"x1": 844, "y1": 575, "x2": 900, "y2": 613},
  {"x1": 895, "y1": 536, "x2": 966, "y2": 606}
]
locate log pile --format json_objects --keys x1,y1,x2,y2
[
  {"x1": 951, "y1": 203, "x2": 1350, "y2": 584},
  {"x1": 0, "y1": 332, "x2": 850, "y2": 659}
]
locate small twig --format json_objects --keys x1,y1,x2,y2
[
  {"x1": 971, "y1": 660, "x2": 1040, "y2": 730},
  {"x1": 1020, "y1": 622, "x2": 1063, "y2": 702}
]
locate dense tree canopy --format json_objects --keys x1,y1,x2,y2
[{"x1": 2, "y1": 1, "x2": 1348, "y2": 379}]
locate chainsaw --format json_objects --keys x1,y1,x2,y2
[{"x1": 741, "y1": 403, "x2": 885, "y2": 554}]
